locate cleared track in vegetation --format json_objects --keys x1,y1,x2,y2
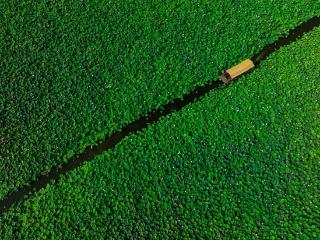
[
  {"x1": 1, "y1": 16, "x2": 319, "y2": 214},
  {"x1": 1, "y1": 25, "x2": 320, "y2": 239},
  {"x1": 1, "y1": 0, "x2": 320, "y2": 199}
]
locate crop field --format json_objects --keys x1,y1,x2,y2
[
  {"x1": 1, "y1": 23, "x2": 320, "y2": 239},
  {"x1": 1, "y1": 0, "x2": 320, "y2": 199}
]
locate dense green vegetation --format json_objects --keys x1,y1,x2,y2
[
  {"x1": 1, "y1": 0, "x2": 320, "y2": 199},
  {"x1": 1, "y1": 26, "x2": 320, "y2": 239}
]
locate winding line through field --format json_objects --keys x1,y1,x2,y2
[{"x1": 1, "y1": 16, "x2": 319, "y2": 213}]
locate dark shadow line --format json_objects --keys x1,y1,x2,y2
[
  {"x1": 0, "y1": 80, "x2": 224, "y2": 213},
  {"x1": 1, "y1": 16, "x2": 320, "y2": 214},
  {"x1": 252, "y1": 16, "x2": 320, "y2": 64}
]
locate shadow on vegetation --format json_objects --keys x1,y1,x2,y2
[{"x1": 1, "y1": 16, "x2": 319, "y2": 214}]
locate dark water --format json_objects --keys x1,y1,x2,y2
[
  {"x1": 1, "y1": 16, "x2": 319, "y2": 213},
  {"x1": 252, "y1": 16, "x2": 320, "y2": 64}
]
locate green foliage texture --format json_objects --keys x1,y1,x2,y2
[
  {"x1": 1, "y1": 26, "x2": 320, "y2": 239},
  {"x1": 1, "y1": 0, "x2": 320, "y2": 198}
]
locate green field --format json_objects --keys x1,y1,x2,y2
[
  {"x1": 1, "y1": 0, "x2": 320, "y2": 199},
  {"x1": 1, "y1": 26, "x2": 319, "y2": 239}
]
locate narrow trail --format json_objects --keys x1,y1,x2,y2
[{"x1": 1, "y1": 16, "x2": 319, "y2": 214}]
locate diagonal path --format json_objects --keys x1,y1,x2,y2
[
  {"x1": 1, "y1": 24, "x2": 320, "y2": 239},
  {"x1": 2, "y1": 1, "x2": 320, "y2": 199},
  {"x1": 0, "y1": 16, "x2": 319, "y2": 214}
]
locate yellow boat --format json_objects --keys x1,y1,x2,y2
[{"x1": 221, "y1": 59, "x2": 255, "y2": 83}]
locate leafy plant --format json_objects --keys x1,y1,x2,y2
[
  {"x1": 1, "y1": 26, "x2": 320, "y2": 239},
  {"x1": 1, "y1": 0, "x2": 320, "y2": 199}
]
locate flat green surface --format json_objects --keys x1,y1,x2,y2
[
  {"x1": 1, "y1": 0, "x2": 320, "y2": 199},
  {"x1": 2, "y1": 26, "x2": 320, "y2": 239}
]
